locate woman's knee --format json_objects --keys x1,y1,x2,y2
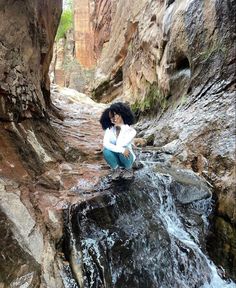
[
  {"x1": 103, "y1": 148, "x2": 114, "y2": 158},
  {"x1": 103, "y1": 148, "x2": 118, "y2": 162},
  {"x1": 118, "y1": 153, "x2": 134, "y2": 168},
  {"x1": 103, "y1": 148, "x2": 120, "y2": 168}
]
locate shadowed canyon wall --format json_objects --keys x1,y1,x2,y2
[
  {"x1": 0, "y1": 1, "x2": 64, "y2": 287},
  {"x1": 0, "y1": 0, "x2": 62, "y2": 121},
  {"x1": 0, "y1": 0, "x2": 65, "y2": 180}
]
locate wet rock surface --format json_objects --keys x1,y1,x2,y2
[
  {"x1": 75, "y1": 0, "x2": 236, "y2": 276},
  {"x1": 0, "y1": 209, "x2": 41, "y2": 288},
  {"x1": 2, "y1": 82, "x2": 231, "y2": 286},
  {"x1": 0, "y1": 85, "x2": 110, "y2": 287},
  {"x1": 136, "y1": 87, "x2": 236, "y2": 279},
  {"x1": 1, "y1": 81, "x2": 234, "y2": 285},
  {"x1": 65, "y1": 163, "x2": 235, "y2": 287}
]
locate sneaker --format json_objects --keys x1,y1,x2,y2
[
  {"x1": 111, "y1": 168, "x2": 122, "y2": 181},
  {"x1": 121, "y1": 168, "x2": 134, "y2": 180}
]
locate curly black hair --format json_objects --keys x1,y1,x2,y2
[{"x1": 99, "y1": 102, "x2": 135, "y2": 130}]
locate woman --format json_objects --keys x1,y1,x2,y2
[{"x1": 100, "y1": 102, "x2": 137, "y2": 180}]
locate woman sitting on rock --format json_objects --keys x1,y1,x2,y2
[{"x1": 100, "y1": 102, "x2": 137, "y2": 181}]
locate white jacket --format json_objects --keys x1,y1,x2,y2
[{"x1": 103, "y1": 124, "x2": 137, "y2": 160}]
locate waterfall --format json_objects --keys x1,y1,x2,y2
[{"x1": 63, "y1": 159, "x2": 236, "y2": 288}]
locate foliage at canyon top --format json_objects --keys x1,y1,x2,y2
[{"x1": 56, "y1": 0, "x2": 73, "y2": 41}]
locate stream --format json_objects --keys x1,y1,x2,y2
[{"x1": 63, "y1": 152, "x2": 236, "y2": 288}]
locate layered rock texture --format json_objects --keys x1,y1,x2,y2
[
  {"x1": 0, "y1": 0, "x2": 63, "y2": 121},
  {"x1": 0, "y1": 1, "x2": 65, "y2": 287},
  {"x1": 89, "y1": 0, "x2": 236, "y2": 280},
  {"x1": 0, "y1": 84, "x2": 107, "y2": 287}
]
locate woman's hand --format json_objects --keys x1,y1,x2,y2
[
  {"x1": 123, "y1": 148, "x2": 130, "y2": 158},
  {"x1": 133, "y1": 138, "x2": 147, "y2": 147}
]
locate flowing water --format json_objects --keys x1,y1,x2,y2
[{"x1": 63, "y1": 156, "x2": 236, "y2": 288}]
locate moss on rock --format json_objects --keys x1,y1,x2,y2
[{"x1": 131, "y1": 82, "x2": 168, "y2": 117}]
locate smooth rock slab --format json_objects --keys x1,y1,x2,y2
[{"x1": 154, "y1": 163, "x2": 212, "y2": 204}]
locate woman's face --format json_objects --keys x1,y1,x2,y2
[{"x1": 109, "y1": 111, "x2": 124, "y2": 126}]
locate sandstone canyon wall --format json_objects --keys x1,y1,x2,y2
[
  {"x1": 0, "y1": 1, "x2": 64, "y2": 287},
  {"x1": 90, "y1": 0, "x2": 236, "y2": 280},
  {"x1": 51, "y1": 0, "x2": 98, "y2": 92},
  {"x1": 51, "y1": 29, "x2": 95, "y2": 92},
  {"x1": 74, "y1": 0, "x2": 96, "y2": 68}
]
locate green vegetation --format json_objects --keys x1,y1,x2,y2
[
  {"x1": 146, "y1": 134, "x2": 155, "y2": 146},
  {"x1": 56, "y1": 8, "x2": 73, "y2": 41},
  {"x1": 131, "y1": 82, "x2": 168, "y2": 117}
]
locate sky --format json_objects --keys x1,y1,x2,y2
[{"x1": 63, "y1": 0, "x2": 72, "y2": 9}]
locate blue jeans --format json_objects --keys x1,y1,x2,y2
[{"x1": 103, "y1": 148, "x2": 134, "y2": 169}]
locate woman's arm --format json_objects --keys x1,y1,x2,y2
[
  {"x1": 116, "y1": 125, "x2": 137, "y2": 148},
  {"x1": 103, "y1": 128, "x2": 126, "y2": 153}
]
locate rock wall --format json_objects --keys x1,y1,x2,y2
[
  {"x1": 51, "y1": 0, "x2": 111, "y2": 92},
  {"x1": 51, "y1": 0, "x2": 97, "y2": 91},
  {"x1": 74, "y1": 0, "x2": 96, "y2": 69},
  {"x1": 92, "y1": 0, "x2": 235, "y2": 104},
  {"x1": 90, "y1": 0, "x2": 236, "y2": 280},
  {"x1": 92, "y1": 0, "x2": 112, "y2": 59},
  {"x1": 50, "y1": 29, "x2": 94, "y2": 92},
  {"x1": 0, "y1": 1, "x2": 64, "y2": 287},
  {"x1": 0, "y1": 0, "x2": 62, "y2": 121}
]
